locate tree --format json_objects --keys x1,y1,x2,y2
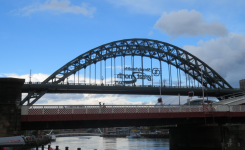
[
  {"x1": 149, "y1": 126, "x2": 158, "y2": 132},
  {"x1": 31, "y1": 130, "x2": 38, "y2": 136}
]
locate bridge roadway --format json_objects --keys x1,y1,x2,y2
[
  {"x1": 21, "y1": 105, "x2": 245, "y2": 130},
  {"x1": 21, "y1": 83, "x2": 244, "y2": 97}
]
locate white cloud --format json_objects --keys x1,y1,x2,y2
[
  {"x1": 21, "y1": 92, "x2": 159, "y2": 105},
  {"x1": 3, "y1": 73, "x2": 49, "y2": 83},
  {"x1": 107, "y1": 0, "x2": 164, "y2": 15},
  {"x1": 182, "y1": 32, "x2": 245, "y2": 88},
  {"x1": 3, "y1": 73, "x2": 159, "y2": 105},
  {"x1": 148, "y1": 31, "x2": 154, "y2": 36},
  {"x1": 35, "y1": 94, "x2": 158, "y2": 105},
  {"x1": 154, "y1": 9, "x2": 228, "y2": 38},
  {"x1": 2, "y1": 72, "x2": 130, "y2": 85},
  {"x1": 18, "y1": 0, "x2": 96, "y2": 17}
]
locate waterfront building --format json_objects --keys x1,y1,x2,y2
[
  {"x1": 240, "y1": 79, "x2": 245, "y2": 89},
  {"x1": 0, "y1": 78, "x2": 24, "y2": 137},
  {"x1": 115, "y1": 127, "x2": 131, "y2": 135}
]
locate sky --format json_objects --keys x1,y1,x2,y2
[{"x1": 1, "y1": 0, "x2": 245, "y2": 105}]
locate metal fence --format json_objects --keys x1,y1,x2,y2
[
  {"x1": 23, "y1": 82, "x2": 244, "y2": 90},
  {"x1": 23, "y1": 82, "x2": 208, "y2": 89},
  {"x1": 21, "y1": 105, "x2": 245, "y2": 115}
]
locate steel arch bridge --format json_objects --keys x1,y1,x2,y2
[{"x1": 21, "y1": 38, "x2": 232, "y2": 105}]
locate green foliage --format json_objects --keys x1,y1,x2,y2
[
  {"x1": 41, "y1": 131, "x2": 50, "y2": 135},
  {"x1": 52, "y1": 130, "x2": 59, "y2": 134},
  {"x1": 149, "y1": 126, "x2": 157, "y2": 132},
  {"x1": 31, "y1": 130, "x2": 38, "y2": 135},
  {"x1": 18, "y1": 130, "x2": 26, "y2": 135}
]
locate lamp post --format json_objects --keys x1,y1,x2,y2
[
  {"x1": 206, "y1": 88, "x2": 209, "y2": 104},
  {"x1": 101, "y1": 76, "x2": 104, "y2": 85},
  {"x1": 159, "y1": 79, "x2": 161, "y2": 100},
  {"x1": 178, "y1": 93, "x2": 180, "y2": 105},
  {"x1": 201, "y1": 67, "x2": 204, "y2": 105}
]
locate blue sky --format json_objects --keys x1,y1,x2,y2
[{"x1": 1, "y1": 0, "x2": 245, "y2": 105}]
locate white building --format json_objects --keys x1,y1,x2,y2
[{"x1": 240, "y1": 79, "x2": 245, "y2": 89}]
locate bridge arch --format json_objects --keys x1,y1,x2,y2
[{"x1": 21, "y1": 38, "x2": 232, "y2": 105}]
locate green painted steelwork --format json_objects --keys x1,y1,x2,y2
[
  {"x1": 21, "y1": 83, "x2": 243, "y2": 98},
  {"x1": 21, "y1": 38, "x2": 232, "y2": 105}
]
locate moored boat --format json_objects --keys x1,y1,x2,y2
[
  {"x1": 51, "y1": 135, "x2": 56, "y2": 142},
  {"x1": 126, "y1": 130, "x2": 141, "y2": 138}
]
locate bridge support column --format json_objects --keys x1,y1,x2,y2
[
  {"x1": 169, "y1": 124, "x2": 245, "y2": 150},
  {"x1": 0, "y1": 78, "x2": 25, "y2": 137}
]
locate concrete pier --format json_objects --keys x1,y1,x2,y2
[{"x1": 0, "y1": 78, "x2": 25, "y2": 137}]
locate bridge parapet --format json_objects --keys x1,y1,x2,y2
[
  {"x1": 24, "y1": 82, "x2": 205, "y2": 88},
  {"x1": 21, "y1": 105, "x2": 245, "y2": 115},
  {"x1": 24, "y1": 82, "x2": 244, "y2": 90}
]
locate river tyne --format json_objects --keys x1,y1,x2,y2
[{"x1": 42, "y1": 136, "x2": 169, "y2": 150}]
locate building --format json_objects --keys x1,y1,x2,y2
[
  {"x1": 115, "y1": 127, "x2": 131, "y2": 135},
  {"x1": 240, "y1": 79, "x2": 245, "y2": 89},
  {"x1": 0, "y1": 78, "x2": 25, "y2": 137}
]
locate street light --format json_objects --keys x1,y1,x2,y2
[
  {"x1": 205, "y1": 88, "x2": 209, "y2": 104},
  {"x1": 101, "y1": 76, "x2": 104, "y2": 85},
  {"x1": 201, "y1": 67, "x2": 204, "y2": 105}
]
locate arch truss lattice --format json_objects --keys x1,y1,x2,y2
[{"x1": 21, "y1": 38, "x2": 232, "y2": 105}]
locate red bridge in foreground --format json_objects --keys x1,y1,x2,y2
[{"x1": 21, "y1": 105, "x2": 245, "y2": 130}]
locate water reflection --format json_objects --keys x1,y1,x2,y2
[{"x1": 47, "y1": 136, "x2": 169, "y2": 150}]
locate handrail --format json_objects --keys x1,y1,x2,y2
[
  {"x1": 217, "y1": 91, "x2": 245, "y2": 100},
  {"x1": 21, "y1": 104, "x2": 245, "y2": 115},
  {"x1": 23, "y1": 82, "x2": 243, "y2": 89}
]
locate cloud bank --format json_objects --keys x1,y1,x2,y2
[
  {"x1": 154, "y1": 10, "x2": 228, "y2": 38},
  {"x1": 33, "y1": 93, "x2": 158, "y2": 105},
  {"x1": 3, "y1": 73, "x2": 49, "y2": 82},
  {"x1": 183, "y1": 32, "x2": 245, "y2": 87},
  {"x1": 18, "y1": 0, "x2": 96, "y2": 17},
  {"x1": 2, "y1": 73, "x2": 158, "y2": 105}
]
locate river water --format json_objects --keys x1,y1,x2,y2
[{"x1": 48, "y1": 136, "x2": 169, "y2": 150}]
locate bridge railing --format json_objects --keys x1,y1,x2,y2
[
  {"x1": 230, "y1": 105, "x2": 245, "y2": 112},
  {"x1": 217, "y1": 91, "x2": 245, "y2": 100},
  {"x1": 21, "y1": 105, "x2": 245, "y2": 115},
  {"x1": 23, "y1": 82, "x2": 210, "y2": 89},
  {"x1": 23, "y1": 82, "x2": 244, "y2": 90}
]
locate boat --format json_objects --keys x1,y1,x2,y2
[
  {"x1": 126, "y1": 130, "x2": 141, "y2": 138},
  {"x1": 46, "y1": 129, "x2": 56, "y2": 142},
  {"x1": 51, "y1": 135, "x2": 56, "y2": 142},
  {"x1": 0, "y1": 136, "x2": 25, "y2": 147}
]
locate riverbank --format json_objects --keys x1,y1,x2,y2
[
  {"x1": 56, "y1": 133, "x2": 100, "y2": 137},
  {"x1": 141, "y1": 133, "x2": 169, "y2": 138}
]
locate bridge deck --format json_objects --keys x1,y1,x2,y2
[
  {"x1": 21, "y1": 83, "x2": 244, "y2": 96},
  {"x1": 21, "y1": 105, "x2": 245, "y2": 122}
]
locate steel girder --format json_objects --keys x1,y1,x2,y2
[{"x1": 21, "y1": 38, "x2": 232, "y2": 105}]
